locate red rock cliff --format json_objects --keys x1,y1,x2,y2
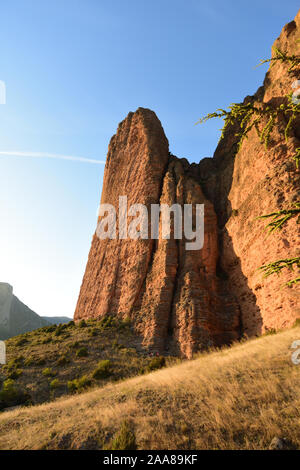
[{"x1": 75, "y1": 11, "x2": 300, "y2": 357}]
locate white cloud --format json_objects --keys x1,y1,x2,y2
[{"x1": 0, "y1": 151, "x2": 105, "y2": 164}]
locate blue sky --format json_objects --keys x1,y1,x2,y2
[{"x1": 0, "y1": 0, "x2": 299, "y2": 317}]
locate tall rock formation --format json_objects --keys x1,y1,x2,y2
[{"x1": 75, "y1": 11, "x2": 300, "y2": 357}]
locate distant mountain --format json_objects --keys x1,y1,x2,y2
[
  {"x1": 0, "y1": 283, "x2": 50, "y2": 340},
  {"x1": 42, "y1": 316, "x2": 71, "y2": 325}
]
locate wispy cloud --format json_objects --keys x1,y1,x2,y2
[{"x1": 0, "y1": 151, "x2": 105, "y2": 164}]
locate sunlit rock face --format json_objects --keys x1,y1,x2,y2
[
  {"x1": 75, "y1": 11, "x2": 300, "y2": 357},
  {"x1": 0, "y1": 283, "x2": 49, "y2": 340},
  {"x1": 74, "y1": 108, "x2": 240, "y2": 357}
]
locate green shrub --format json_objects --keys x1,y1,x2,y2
[
  {"x1": 119, "y1": 317, "x2": 131, "y2": 329},
  {"x1": 7, "y1": 356, "x2": 24, "y2": 368},
  {"x1": 36, "y1": 357, "x2": 46, "y2": 366},
  {"x1": 146, "y1": 356, "x2": 166, "y2": 373},
  {"x1": 109, "y1": 421, "x2": 137, "y2": 450},
  {"x1": 50, "y1": 379, "x2": 60, "y2": 390},
  {"x1": 70, "y1": 341, "x2": 81, "y2": 349},
  {"x1": 15, "y1": 337, "x2": 28, "y2": 347},
  {"x1": 78, "y1": 319, "x2": 87, "y2": 328},
  {"x1": 67, "y1": 375, "x2": 91, "y2": 393},
  {"x1": 44, "y1": 325, "x2": 56, "y2": 333},
  {"x1": 67, "y1": 320, "x2": 75, "y2": 328},
  {"x1": 56, "y1": 355, "x2": 70, "y2": 366},
  {"x1": 112, "y1": 339, "x2": 121, "y2": 350},
  {"x1": 7, "y1": 368, "x2": 23, "y2": 380},
  {"x1": 0, "y1": 379, "x2": 29, "y2": 410},
  {"x1": 99, "y1": 315, "x2": 117, "y2": 329},
  {"x1": 263, "y1": 328, "x2": 277, "y2": 336},
  {"x1": 54, "y1": 324, "x2": 68, "y2": 336},
  {"x1": 88, "y1": 328, "x2": 99, "y2": 337},
  {"x1": 24, "y1": 356, "x2": 34, "y2": 367},
  {"x1": 42, "y1": 368, "x2": 56, "y2": 377},
  {"x1": 76, "y1": 347, "x2": 88, "y2": 358},
  {"x1": 293, "y1": 318, "x2": 300, "y2": 327},
  {"x1": 92, "y1": 360, "x2": 112, "y2": 380},
  {"x1": 232, "y1": 209, "x2": 239, "y2": 217},
  {"x1": 42, "y1": 337, "x2": 52, "y2": 344}
]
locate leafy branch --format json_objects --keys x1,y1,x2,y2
[
  {"x1": 292, "y1": 147, "x2": 300, "y2": 169},
  {"x1": 257, "y1": 47, "x2": 300, "y2": 72},
  {"x1": 257, "y1": 204, "x2": 300, "y2": 234},
  {"x1": 197, "y1": 95, "x2": 300, "y2": 151},
  {"x1": 258, "y1": 257, "x2": 300, "y2": 287}
]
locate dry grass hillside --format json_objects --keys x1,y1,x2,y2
[{"x1": 0, "y1": 324, "x2": 299, "y2": 450}]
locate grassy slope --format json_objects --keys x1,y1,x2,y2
[
  {"x1": 0, "y1": 318, "x2": 176, "y2": 407},
  {"x1": 0, "y1": 326, "x2": 299, "y2": 450}
]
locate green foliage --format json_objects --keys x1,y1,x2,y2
[
  {"x1": 41, "y1": 337, "x2": 52, "y2": 344},
  {"x1": 88, "y1": 327, "x2": 99, "y2": 337},
  {"x1": 7, "y1": 369, "x2": 23, "y2": 380},
  {"x1": 257, "y1": 47, "x2": 300, "y2": 72},
  {"x1": 42, "y1": 368, "x2": 56, "y2": 377},
  {"x1": 258, "y1": 257, "x2": 300, "y2": 287},
  {"x1": 24, "y1": 356, "x2": 34, "y2": 367},
  {"x1": 6, "y1": 356, "x2": 23, "y2": 368},
  {"x1": 0, "y1": 379, "x2": 29, "y2": 410},
  {"x1": 109, "y1": 421, "x2": 137, "y2": 450},
  {"x1": 99, "y1": 315, "x2": 117, "y2": 329},
  {"x1": 76, "y1": 347, "x2": 88, "y2": 358},
  {"x1": 197, "y1": 96, "x2": 300, "y2": 150},
  {"x1": 293, "y1": 318, "x2": 300, "y2": 327},
  {"x1": 257, "y1": 204, "x2": 300, "y2": 234},
  {"x1": 15, "y1": 337, "x2": 28, "y2": 347},
  {"x1": 119, "y1": 316, "x2": 132, "y2": 329},
  {"x1": 54, "y1": 324, "x2": 68, "y2": 336},
  {"x1": 49, "y1": 379, "x2": 60, "y2": 390},
  {"x1": 56, "y1": 354, "x2": 70, "y2": 366},
  {"x1": 67, "y1": 375, "x2": 91, "y2": 393},
  {"x1": 35, "y1": 357, "x2": 46, "y2": 366},
  {"x1": 70, "y1": 341, "x2": 81, "y2": 349},
  {"x1": 232, "y1": 209, "x2": 239, "y2": 217},
  {"x1": 92, "y1": 360, "x2": 112, "y2": 380},
  {"x1": 78, "y1": 319, "x2": 87, "y2": 328},
  {"x1": 44, "y1": 325, "x2": 56, "y2": 333},
  {"x1": 146, "y1": 356, "x2": 166, "y2": 373},
  {"x1": 263, "y1": 328, "x2": 277, "y2": 336},
  {"x1": 293, "y1": 147, "x2": 300, "y2": 169}
]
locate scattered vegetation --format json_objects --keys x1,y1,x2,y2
[
  {"x1": 42, "y1": 368, "x2": 56, "y2": 378},
  {"x1": 92, "y1": 360, "x2": 112, "y2": 380},
  {"x1": 56, "y1": 355, "x2": 70, "y2": 367},
  {"x1": 0, "y1": 379, "x2": 29, "y2": 410},
  {"x1": 0, "y1": 327, "x2": 299, "y2": 449},
  {"x1": 76, "y1": 347, "x2": 88, "y2": 358},
  {"x1": 0, "y1": 317, "x2": 175, "y2": 407},
  {"x1": 67, "y1": 375, "x2": 91, "y2": 393},
  {"x1": 109, "y1": 421, "x2": 137, "y2": 450},
  {"x1": 49, "y1": 379, "x2": 60, "y2": 390},
  {"x1": 144, "y1": 356, "x2": 166, "y2": 373}
]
